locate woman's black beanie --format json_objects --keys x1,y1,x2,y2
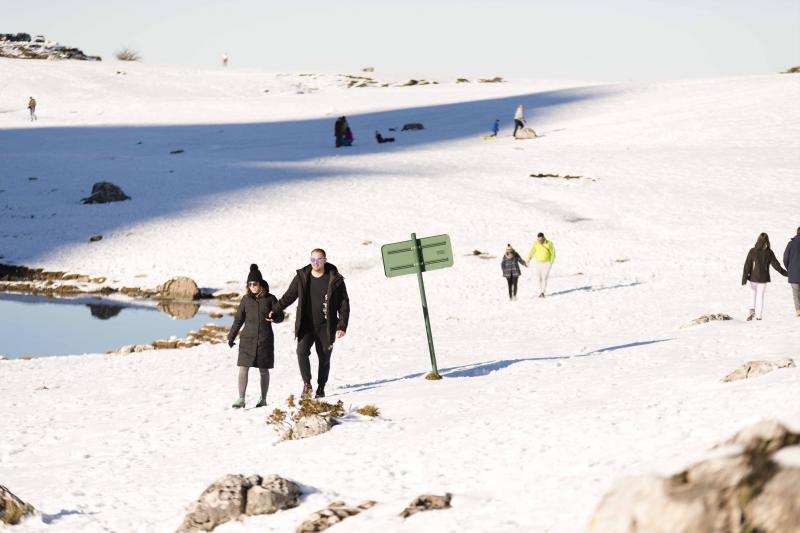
[{"x1": 247, "y1": 263, "x2": 265, "y2": 285}]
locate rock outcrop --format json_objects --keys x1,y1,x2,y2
[
  {"x1": 284, "y1": 414, "x2": 339, "y2": 441},
  {"x1": 81, "y1": 182, "x2": 130, "y2": 204},
  {"x1": 722, "y1": 358, "x2": 795, "y2": 382},
  {"x1": 400, "y1": 493, "x2": 452, "y2": 518},
  {"x1": 588, "y1": 420, "x2": 800, "y2": 533},
  {"x1": 0, "y1": 485, "x2": 35, "y2": 525},
  {"x1": 0, "y1": 33, "x2": 101, "y2": 61},
  {"x1": 683, "y1": 313, "x2": 732, "y2": 328},
  {"x1": 158, "y1": 277, "x2": 201, "y2": 300},
  {"x1": 176, "y1": 474, "x2": 300, "y2": 533},
  {"x1": 401, "y1": 123, "x2": 425, "y2": 131},
  {"x1": 296, "y1": 500, "x2": 377, "y2": 532}
]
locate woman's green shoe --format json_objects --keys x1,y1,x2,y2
[
  {"x1": 231, "y1": 397, "x2": 245, "y2": 409},
  {"x1": 255, "y1": 398, "x2": 267, "y2": 408}
]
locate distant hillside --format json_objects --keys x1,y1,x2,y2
[{"x1": 0, "y1": 33, "x2": 101, "y2": 61}]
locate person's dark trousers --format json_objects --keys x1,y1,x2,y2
[
  {"x1": 335, "y1": 135, "x2": 342, "y2": 148},
  {"x1": 296, "y1": 324, "x2": 333, "y2": 387},
  {"x1": 513, "y1": 119, "x2": 524, "y2": 136},
  {"x1": 506, "y1": 276, "x2": 518, "y2": 299}
]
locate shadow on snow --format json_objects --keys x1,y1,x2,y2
[
  {"x1": 340, "y1": 338, "x2": 671, "y2": 392},
  {"x1": 0, "y1": 85, "x2": 613, "y2": 263}
]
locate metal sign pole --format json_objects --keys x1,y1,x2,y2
[{"x1": 411, "y1": 232, "x2": 441, "y2": 379}]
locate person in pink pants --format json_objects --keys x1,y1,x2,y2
[{"x1": 742, "y1": 232, "x2": 787, "y2": 320}]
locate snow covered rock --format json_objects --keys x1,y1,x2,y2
[
  {"x1": 587, "y1": 420, "x2": 800, "y2": 533},
  {"x1": 158, "y1": 277, "x2": 201, "y2": 300},
  {"x1": 176, "y1": 474, "x2": 300, "y2": 532},
  {"x1": 683, "y1": 313, "x2": 732, "y2": 327},
  {"x1": 284, "y1": 415, "x2": 339, "y2": 441},
  {"x1": 296, "y1": 500, "x2": 377, "y2": 532},
  {"x1": 401, "y1": 123, "x2": 424, "y2": 131},
  {"x1": 721, "y1": 358, "x2": 794, "y2": 382},
  {"x1": 81, "y1": 182, "x2": 130, "y2": 204},
  {"x1": 399, "y1": 493, "x2": 452, "y2": 518},
  {"x1": 515, "y1": 127, "x2": 538, "y2": 139},
  {"x1": 0, "y1": 485, "x2": 35, "y2": 525}
]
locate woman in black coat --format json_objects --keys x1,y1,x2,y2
[
  {"x1": 227, "y1": 264, "x2": 283, "y2": 408},
  {"x1": 742, "y1": 233, "x2": 788, "y2": 321}
]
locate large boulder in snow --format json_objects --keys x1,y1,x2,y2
[
  {"x1": 81, "y1": 181, "x2": 130, "y2": 204},
  {"x1": 176, "y1": 474, "x2": 300, "y2": 532},
  {"x1": 0, "y1": 485, "x2": 35, "y2": 525},
  {"x1": 514, "y1": 127, "x2": 538, "y2": 139},
  {"x1": 399, "y1": 493, "x2": 452, "y2": 518},
  {"x1": 721, "y1": 358, "x2": 794, "y2": 382},
  {"x1": 296, "y1": 500, "x2": 378, "y2": 532},
  {"x1": 587, "y1": 420, "x2": 800, "y2": 533},
  {"x1": 283, "y1": 414, "x2": 339, "y2": 441},
  {"x1": 158, "y1": 277, "x2": 201, "y2": 300}
]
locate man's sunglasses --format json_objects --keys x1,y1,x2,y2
[{"x1": 310, "y1": 258, "x2": 325, "y2": 264}]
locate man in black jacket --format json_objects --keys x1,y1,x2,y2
[
  {"x1": 271, "y1": 248, "x2": 349, "y2": 398},
  {"x1": 784, "y1": 226, "x2": 800, "y2": 316}
]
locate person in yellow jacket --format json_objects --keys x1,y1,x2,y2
[{"x1": 527, "y1": 232, "x2": 556, "y2": 298}]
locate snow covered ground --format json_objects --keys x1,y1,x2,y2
[{"x1": 1, "y1": 59, "x2": 799, "y2": 532}]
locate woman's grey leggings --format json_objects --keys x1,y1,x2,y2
[{"x1": 238, "y1": 367, "x2": 270, "y2": 398}]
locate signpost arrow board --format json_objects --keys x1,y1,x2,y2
[{"x1": 381, "y1": 233, "x2": 453, "y2": 379}]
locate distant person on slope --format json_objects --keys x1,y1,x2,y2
[
  {"x1": 27, "y1": 96, "x2": 37, "y2": 122},
  {"x1": 782, "y1": 226, "x2": 800, "y2": 317},
  {"x1": 270, "y1": 248, "x2": 350, "y2": 399},
  {"x1": 742, "y1": 232, "x2": 788, "y2": 321},
  {"x1": 528, "y1": 232, "x2": 556, "y2": 298},
  {"x1": 375, "y1": 130, "x2": 395, "y2": 143},
  {"x1": 221, "y1": 53, "x2": 229, "y2": 67},
  {"x1": 490, "y1": 119, "x2": 500, "y2": 137},
  {"x1": 513, "y1": 104, "x2": 524, "y2": 137},
  {"x1": 341, "y1": 126, "x2": 354, "y2": 146},
  {"x1": 334, "y1": 116, "x2": 350, "y2": 147},
  {"x1": 227, "y1": 264, "x2": 284, "y2": 409},
  {"x1": 501, "y1": 244, "x2": 527, "y2": 300}
]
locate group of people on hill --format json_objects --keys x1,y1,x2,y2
[
  {"x1": 742, "y1": 228, "x2": 800, "y2": 320},
  {"x1": 334, "y1": 116, "x2": 354, "y2": 147},
  {"x1": 487, "y1": 103, "x2": 537, "y2": 138},
  {"x1": 226, "y1": 250, "x2": 350, "y2": 408},
  {"x1": 501, "y1": 233, "x2": 556, "y2": 300}
]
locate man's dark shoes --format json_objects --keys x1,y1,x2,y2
[
  {"x1": 301, "y1": 382, "x2": 313, "y2": 400},
  {"x1": 314, "y1": 385, "x2": 325, "y2": 399}
]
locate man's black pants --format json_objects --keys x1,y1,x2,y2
[{"x1": 296, "y1": 325, "x2": 333, "y2": 387}]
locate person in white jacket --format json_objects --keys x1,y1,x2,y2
[{"x1": 513, "y1": 104, "x2": 524, "y2": 136}]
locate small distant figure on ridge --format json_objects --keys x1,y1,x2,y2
[
  {"x1": 221, "y1": 53, "x2": 229, "y2": 67},
  {"x1": 491, "y1": 118, "x2": 500, "y2": 137},
  {"x1": 375, "y1": 130, "x2": 395, "y2": 144},
  {"x1": 742, "y1": 232, "x2": 787, "y2": 321},
  {"x1": 501, "y1": 244, "x2": 527, "y2": 300},
  {"x1": 27, "y1": 96, "x2": 37, "y2": 122},
  {"x1": 528, "y1": 232, "x2": 556, "y2": 298}
]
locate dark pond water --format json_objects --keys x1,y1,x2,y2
[{"x1": 0, "y1": 294, "x2": 231, "y2": 358}]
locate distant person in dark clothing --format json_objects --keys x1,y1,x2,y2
[
  {"x1": 375, "y1": 130, "x2": 395, "y2": 143},
  {"x1": 783, "y1": 226, "x2": 800, "y2": 316},
  {"x1": 334, "y1": 117, "x2": 344, "y2": 147},
  {"x1": 501, "y1": 244, "x2": 527, "y2": 300},
  {"x1": 27, "y1": 96, "x2": 37, "y2": 122},
  {"x1": 742, "y1": 232, "x2": 788, "y2": 321},
  {"x1": 271, "y1": 249, "x2": 350, "y2": 399},
  {"x1": 227, "y1": 264, "x2": 283, "y2": 409}
]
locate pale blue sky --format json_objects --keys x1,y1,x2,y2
[{"x1": 4, "y1": 0, "x2": 799, "y2": 80}]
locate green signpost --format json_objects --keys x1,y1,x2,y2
[{"x1": 381, "y1": 233, "x2": 453, "y2": 379}]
